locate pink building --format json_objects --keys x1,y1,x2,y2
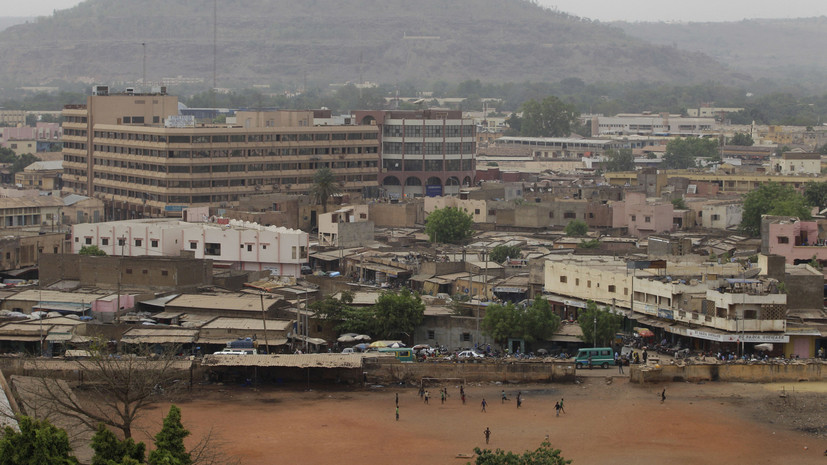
[
  {"x1": 611, "y1": 191, "x2": 674, "y2": 238},
  {"x1": 765, "y1": 218, "x2": 827, "y2": 264}
]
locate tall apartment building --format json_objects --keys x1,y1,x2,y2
[
  {"x1": 353, "y1": 110, "x2": 476, "y2": 198},
  {"x1": 62, "y1": 89, "x2": 379, "y2": 219}
]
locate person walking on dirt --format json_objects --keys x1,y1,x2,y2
[
  {"x1": 481, "y1": 398, "x2": 487, "y2": 412},
  {"x1": 461, "y1": 392, "x2": 466, "y2": 404},
  {"x1": 618, "y1": 358, "x2": 624, "y2": 374},
  {"x1": 484, "y1": 427, "x2": 491, "y2": 444},
  {"x1": 661, "y1": 389, "x2": 666, "y2": 403},
  {"x1": 643, "y1": 349, "x2": 648, "y2": 364},
  {"x1": 554, "y1": 401, "x2": 561, "y2": 417},
  {"x1": 559, "y1": 398, "x2": 566, "y2": 414},
  {"x1": 516, "y1": 391, "x2": 522, "y2": 408},
  {"x1": 395, "y1": 393, "x2": 399, "y2": 407},
  {"x1": 424, "y1": 390, "x2": 430, "y2": 404},
  {"x1": 441, "y1": 389, "x2": 446, "y2": 404},
  {"x1": 588, "y1": 354, "x2": 593, "y2": 369},
  {"x1": 501, "y1": 390, "x2": 508, "y2": 403},
  {"x1": 395, "y1": 406, "x2": 399, "y2": 421}
]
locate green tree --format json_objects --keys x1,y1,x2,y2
[
  {"x1": 564, "y1": 219, "x2": 588, "y2": 237},
  {"x1": 671, "y1": 198, "x2": 687, "y2": 210},
  {"x1": 309, "y1": 291, "x2": 354, "y2": 322},
  {"x1": 517, "y1": 96, "x2": 579, "y2": 137},
  {"x1": 602, "y1": 148, "x2": 635, "y2": 172},
  {"x1": 310, "y1": 167, "x2": 341, "y2": 213},
  {"x1": 481, "y1": 298, "x2": 560, "y2": 349},
  {"x1": 818, "y1": 143, "x2": 827, "y2": 155},
  {"x1": 577, "y1": 238, "x2": 600, "y2": 249},
  {"x1": 803, "y1": 181, "x2": 827, "y2": 210},
  {"x1": 662, "y1": 137, "x2": 719, "y2": 169},
  {"x1": 148, "y1": 406, "x2": 191, "y2": 465},
  {"x1": 371, "y1": 288, "x2": 425, "y2": 340},
  {"x1": 489, "y1": 244, "x2": 521, "y2": 264},
  {"x1": 728, "y1": 132, "x2": 754, "y2": 146},
  {"x1": 471, "y1": 441, "x2": 571, "y2": 465},
  {"x1": 79, "y1": 245, "x2": 107, "y2": 256},
  {"x1": 577, "y1": 301, "x2": 623, "y2": 348},
  {"x1": 0, "y1": 416, "x2": 78, "y2": 465},
  {"x1": 740, "y1": 182, "x2": 811, "y2": 236},
  {"x1": 425, "y1": 207, "x2": 474, "y2": 244},
  {"x1": 90, "y1": 424, "x2": 146, "y2": 465}
]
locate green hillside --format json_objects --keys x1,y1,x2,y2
[{"x1": 0, "y1": 0, "x2": 731, "y2": 88}]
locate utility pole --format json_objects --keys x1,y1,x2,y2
[
  {"x1": 259, "y1": 292, "x2": 269, "y2": 354},
  {"x1": 593, "y1": 314, "x2": 597, "y2": 348}
]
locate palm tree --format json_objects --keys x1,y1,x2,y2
[{"x1": 311, "y1": 167, "x2": 341, "y2": 212}]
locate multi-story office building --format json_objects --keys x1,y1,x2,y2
[
  {"x1": 353, "y1": 110, "x2": 475, "y2": 198},
  {"x1": 62, "y1": 89, "x2": 379, "y2": 219}
]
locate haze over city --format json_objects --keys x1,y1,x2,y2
[{"x1": 10, "y1": 0, "x2": 827, "y2": 21}]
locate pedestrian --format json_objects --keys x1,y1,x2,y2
[
  {"x1": 481, "y1": 398, "x2": 487, "y2": 412},
  {"x1": 661, "y1": 388, "x2": 666, "y2": 403},
  {"x1": 441, "y1": 389, "x2": 445, "y2": 404},
  {"x1": 588, "y1": 354, "x2": 593, "y2": 369},
  {"x1": 395, "y1": 393, "x2": 399, "y2": 407},
  {"x1": 484, "y1": 427, "x2": 491, "y2": 444},
  {"x1": 554, "y1": 401, "x2": 561, "y2": 417},
  {"x1": 559, "y1": 398, "x2": 566, "y2": 414},
  {"x1": 517, "y1": 396, "x2": 522, "y2": 408},
  {"x1": 424, "y1": 390, "x2": 429, "y2": 404},
  {"x1": 618, "y1": 358, "x2": 624, "y2": 374},
  {"x1": 460, "y1": 384, "x2": 465, "y2": 397},
  {"x1": 501, "y1": 389, "x2": 508, "y2": 403},
  {"x1": 395, "y1": 406, "x2": 399, "y2": 421},
  {"x1": 419, "y1": 386, "x2": 424, "y2": 399},
  {"x1": 461, "y1": 392, "x2": 466, "y2": 404},
  {"x1": 643, "y1": 349, "x2": 648, "y2": 364}
]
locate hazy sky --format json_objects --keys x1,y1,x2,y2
[{"x1": 9, "y1": 0, "x2": 827, "y2": 22}]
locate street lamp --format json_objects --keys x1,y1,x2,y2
[{"x1": 593, "y1": 314, "x2": 597, "y2": 347}]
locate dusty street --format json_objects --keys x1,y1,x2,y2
[{"x1": 134, "y1": 377, "x2": 827, "y2": 465}]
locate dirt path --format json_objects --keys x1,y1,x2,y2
[{"x1": 136, "y1": 379, "x2": 827, "y2": 465}]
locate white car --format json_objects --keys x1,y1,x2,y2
[{"x1": 457, "y1": 350, "x2": 485, "y2": 359}]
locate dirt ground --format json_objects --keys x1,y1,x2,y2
[{"x1": 134, "y1": 377, "x2": 827, "y2": 465}]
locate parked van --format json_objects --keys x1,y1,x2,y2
[
  {"x1": 574, "y1": 347, "x2": 614, "y2": 369},
  {"x1": 214, "y1": 348, "x2": 255, "y2": 355},
  {"x1": 378, "y1": 347, "x2": 415, "y2": 362}
]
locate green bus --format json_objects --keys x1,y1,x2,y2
[
  {"x1": 575, "y1": 347, "x2": 615, "y2": 369},
  {"x1": 378, "y1": 347, "x2": 415, "y2": 362}
]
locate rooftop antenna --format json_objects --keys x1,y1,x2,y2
[
  {"x1": 142, "y1": 42, "x2": 146, "y2": 90},
  {"x1": 212, "y1": 0, "x2": 217, "y2": 109}
]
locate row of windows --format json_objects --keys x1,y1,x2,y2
[
  {"x1": 93, "y1": 131, "x2": 377, "y2": 143},
  {"x1": 63, "y1": 116, "x2": 88, "y2": 124},
  {"x1": 90, "y1": 159, "x2": 378, "y2": 174},
  {"x1": 382, "y1": 159, "x2": 474, "y2": 172},
  {"x1": 383, "y1": 124, "x2": 474, "y2": 138},
  {"x1": 63, "y1": 129, "x2": 87, "y2": 137},
  {"x1": 558, "y1": 275, "x2": 627, "y2": 294},
  {"x1": 63, "y1": 142, "x2": 87, "y2": 150},
  {"x1": 383, "y1": 141, "x2": 475, "y2": 155},
  {"x1": 92, "y1": 145, "x2": 378, "y2": 158}
]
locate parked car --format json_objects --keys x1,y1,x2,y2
[
  {"x1": 341, "y1": 348, "x2": 355, "y2": 354},
  {"x1": 214, "y1": 349, "x2": 255, "y2": 355},
  {"x1": 457, "y1": 350, "x2": 485, "y2": 359}
]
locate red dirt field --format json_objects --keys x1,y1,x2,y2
[{"x1": 135, "y1": 378, "x2": 827, "y2": 465}]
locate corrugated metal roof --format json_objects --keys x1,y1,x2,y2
[
  {"x1": 202, "y1": 353, "x2": 374, "y2": 368},
  {"x1": 200, "y1": 317, "x2": 292, "y2": 331},
  {"x1": 166, "y1": 294, "x2": 281, "y2": 311},
  {"x1": 140, "y1": 294, "x2": 181, "y2": 308}
]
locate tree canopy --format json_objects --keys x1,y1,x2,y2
[
  {"x1": 602, "y1": 148, "x2": 635, "y2": 172},
  {"x1": 577, "y1": 301, "x2": 624, "y2": 347},
  {"x1": 471, "y1": 441, "x2": 571, "y2": 465},
  {"x1": 489, "y1": 244, "x2": 521, "y2": 264},
  {"x1": 310, "y1": 167, "x2": 341, "y2": 213},
  {"x1": 564, "y1": 220, "x2": 588, "y2": 237},
  {"x1": 513, "y1": 96, "x2": 579, "y2": 137},
  {"x1": 425, "y1": 207, "x2": 474, "y2": 244},
  {"x1": 371, "y1": 288, "x2": 426, "y2": 340},
  {"x1": 662, "y1": 137, "x2": 719, "y2": 169},
  {"x1": 79, "y1": 245, "x2": 107, "y2": 256},
  {"x1": 740, "y1": 182, "x2": 811, "y2": 236},
  {"x1": 0, "y1": 417, "x2": 78, "y2": 465},
  {"x1": 481, "y1": 298, "x2": 561, "y2": 348},
  {"x1": 91, "y1": 424, "x2": 146, "y2": 465},
  {"x1": 148, "y1": 405, "x2": 191, "y2": 465},
  {"x1": 803, "y1": 182, "x2": 827, "y2": 210},
  {"x1": 0, "y1": 148, "x2": 40, "y2": 175},
  {"x1": 728, "y1": 132, "x2": 754, "y2": 146}
]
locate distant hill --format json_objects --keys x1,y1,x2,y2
[
  {"x1": 0, "y1": 17, "x2": 33, "y2": 32},
  {"x1": 616, "y1": 17, "x2": 827, "y2": 90},
  {"x1": 0, "y1": 0, "x2": 733, "y2": 88}
]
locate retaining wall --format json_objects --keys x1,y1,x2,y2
[
  {"x1": 364, "y1": 359, "x2": 576, "y2": 385},
  {"x1": 630, "y1": 361, "x2": 827, "y2": 384}
]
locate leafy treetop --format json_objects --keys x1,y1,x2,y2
[
  {"x1": 471, "y1": 440, "x2": 571, "y2": 465},
  {"x1": 91, "y1": 424, "x2": 146, "y2": 465},
  {"x1": 148, "y1": 405, "x2": 191, "y2": 465},
  {"x1": 513, "y1": 95, "x2": 579, "y2": 137},
  {"x1": 662, "y1": 137, "x2": 719, "y2": 169},
  {"x1": 740, "y1": 182, "x2": 811, "y2": 236},
  {"x1": 602, "y1": 148, "x2": 635, "y2": 172},
  {"x1": 728, "y1": 132, "x2": 754, "y2": 146},
  {"x1": 490, "y1": 244, "x2": 521, "y2": 264},
  {"x1": 564, "y1": 219, "x2": 588, "y2": 237},
  {"x1": 0, "y1": 416, "x2": 78, "y2": 465},
  {"x1": 425, "y1": 207, "x2": 474, "y2": 244},
  {"x1": 80, "y1": 245, "x2": 107, "y2": 256},
  {"x1": 481, "y1": 298, "x2": 561, "y2": 349},
  {"x1": 577, "y1": 301, "x2": 624, "y2": 347}
]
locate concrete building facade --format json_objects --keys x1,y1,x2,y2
[{"x1": 353, "y1": 110, "x2": 475, "y2": 198}]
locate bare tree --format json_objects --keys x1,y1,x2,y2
[{"x1": 17, "y1": 339, "x2": 190, "y2": 439}]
